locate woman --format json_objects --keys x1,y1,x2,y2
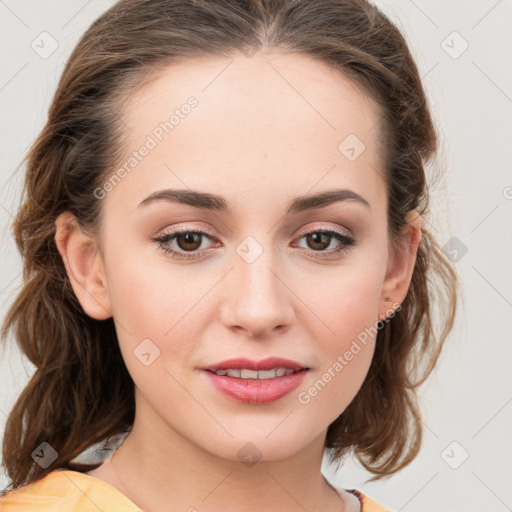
[{"x1": 0, "y1": 1, "x2": 458, "y2": 510}]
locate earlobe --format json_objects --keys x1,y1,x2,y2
[
  {"x1": 54, "y1": 211, "x2": 112, "y2": 320},
  {"x1": 379, "y1": 210, "x2": 422, "y2": 320}
]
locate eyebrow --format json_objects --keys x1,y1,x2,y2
[{"x1": 137, "y1": 188, "x2": 371, "y2": 214}]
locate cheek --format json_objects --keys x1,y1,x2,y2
[
  {"x1": 104, "y1": 247, "x2": 211, "y2": 359},
  {"x1": 302, "y1": 259, "x2": 384, "y2": 348},
  {"x1": 334, "y1": 275, "x2": 381, "y2": 339},
  {"x1": 295, "y1": 262, "x2": 384, "y2": 411}
]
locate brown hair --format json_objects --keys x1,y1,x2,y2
[{"x1": 1, "y1": 0, "x2": 458, "y2": 492}]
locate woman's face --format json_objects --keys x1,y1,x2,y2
[{"x1": 63, "y1": 51, "x2": 418, "y2": 461}]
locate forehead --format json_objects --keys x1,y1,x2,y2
[{"x1": 106, "y1": 51, "x2": 386, "y2": 217}]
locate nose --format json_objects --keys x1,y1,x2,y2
[{"x1": 219, "y1": 249, "x2": 295, "y2": 339}]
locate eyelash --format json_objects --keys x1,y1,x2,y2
[{"x1": 153, "y1": 225, "x2": 357, "y2": 261}]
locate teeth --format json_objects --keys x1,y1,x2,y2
[
  {"x1": 240, "y1": 369, "x2": 259, "y2": 379},
  {"x1": 214, "y1": 367, "x2": 301, "y2": 379}
]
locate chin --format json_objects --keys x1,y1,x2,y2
[{"x1": 198, "y1": 426, "x2": 322, "y2": 464}]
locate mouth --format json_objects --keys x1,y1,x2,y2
[
  {"x1": 205, "y1": 367, "x2": 307, "y2": 379},
  {"x1": 200, "y1": 357, "x2": 310, "y2": 404},
  {"x1": 201, "y1": 357, "x2": 309, "y2": 377}
]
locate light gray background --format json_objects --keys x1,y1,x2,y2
[{"x1": 1, "y1": 1, "x2": 511, "y2": 511}]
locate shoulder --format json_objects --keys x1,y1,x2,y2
[
  {"x1": 0, "y1": 469, "x2": 141, "y2": 512},
  {"x1": 346, "y1": 488, "x2": 394, "y2": 512}
]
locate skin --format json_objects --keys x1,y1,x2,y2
[{"x1": 54, "y1": 50, "x2": 421, "y2": 512}]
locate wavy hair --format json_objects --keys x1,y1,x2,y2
[{"x1": 1, "y1": 0, "x2": 458, "y2": 491}]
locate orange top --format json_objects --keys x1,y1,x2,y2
[{"x1": 0, "y1": 470, "x2": 392, "y2": 511}]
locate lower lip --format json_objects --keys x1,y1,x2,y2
[{"x1": 203, "y1": 369, "x2": 309, "y2": 404}]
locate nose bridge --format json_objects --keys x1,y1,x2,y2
[{"x1": 220, "y1": 233, "x2": 294, "y2": 337}]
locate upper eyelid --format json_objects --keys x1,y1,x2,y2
[
  {"x1": 295, "y1": 224, "x2": 353, "y2": 238},
  {"x1": 155, "y1": 225, "x2": 217, "y2": 241},
  {"x1": 156, "y1": 220, "x2": 353, "y2": 237}
]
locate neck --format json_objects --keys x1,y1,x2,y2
[{"x1": 105, "y1": 401, "x2": 345, "y2": 512}]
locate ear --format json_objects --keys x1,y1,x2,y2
[
  {"x1": 379, "y1": 209, "x2": 422, "y2": 320},
  {"x1": 54, "y1": 211, "x2": 112, "y2": 320}
]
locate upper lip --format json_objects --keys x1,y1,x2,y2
[{"x1": 202, "y1": 357, "x2": 309, "y2": 372}]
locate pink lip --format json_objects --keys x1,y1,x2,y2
[
  {"x1": 201, "y1": 357, "x2": 308, "y2": 372},
  {"x1": 201, "y1": 357, "x2": 310, "y2": 405}
]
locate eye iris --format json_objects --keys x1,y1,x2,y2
[
  {"x1": 307, "y1": 232, "x2": 330, "y2": 250},
  {"x1": 177, "y1": 232, "x2": 202, "y2": 251}
]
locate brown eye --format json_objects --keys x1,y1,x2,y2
[
  {"x1": 294, "y1": 229, "x2": 357, "y2": 258},
  {"x1": 176, "y1": 232, "x2": 203, "y2": 251},
  {"x1": 305, "y1": 232, "x2": 331, "y2": 251},
  {"x1": 153, "y1": 228, "x2": 218, "y2": 260}
]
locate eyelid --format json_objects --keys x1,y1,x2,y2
[
  {"x1": 156, "y1": 223, "x2": 216, "y2": 237},
  {"x1": 294, "y1": 223, "x2": 354, "y2": 240}
]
